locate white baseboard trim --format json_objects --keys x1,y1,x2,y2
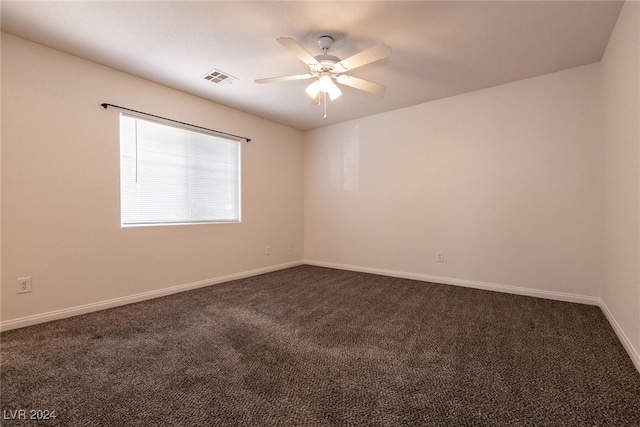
[
  {"x1": 3, "y1": 259, "x2": 638, "y2": 374},
  {"x1": 304, "y1": 259, "x2": 640, "y2": 373},
  {"x1": 304, "y1": 259, "x2": 600, "y2": 305},
  {"x1": 599, "y1": 300, "x2": 640, "y2": 373},
  {"x1": 0, "y1": 261, "x2": 303, "y2": 332}
]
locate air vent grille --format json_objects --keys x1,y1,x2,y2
[{"x1": 203, "y1": 69, "x2": 238, "y2": 86}]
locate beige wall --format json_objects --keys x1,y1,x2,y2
[
  {"x1": 305, "y1": 64, "x2": 603, "y2": 299},
  {"x1": 1, "y1": 34, "x2": 304, "y2": 324},
  {"x1": 601, "y1": 1, "x2": 640, "y2": 365}
]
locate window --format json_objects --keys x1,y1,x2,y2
[{"x1": 120, "y1": 114, "x2": 241, "y2": 226}]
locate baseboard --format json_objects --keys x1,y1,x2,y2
[
  {"x1": 598, "y1": 300, "x2": 640, "y2": 373},
  {"x1": 0, "y1": 261, "x2": 304, "y2": 332},
  {"x1": 304, "y1": 259, "x2": 600, "y2": 305},
  {"x1": 4, "y1": 259, "x2": 638, "y2": 374}
]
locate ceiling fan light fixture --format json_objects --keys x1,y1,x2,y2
[
  {"x1": 328, "y1": 83, "x2": 342, "y2": 100},
  {"x1": 319, "y1": 74, "x2": 334, "y2": 93},
  {"x1": 305, "y1": 80, "x2": 321, "y2": 98}
]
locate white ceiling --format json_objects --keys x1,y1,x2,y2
[{"x1": 1, "y1": 1, "x2": 623, "y2": 131}]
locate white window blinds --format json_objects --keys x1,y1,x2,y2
[{"x1": 120, "y1": 114, "x2": 241, "y2": 226}]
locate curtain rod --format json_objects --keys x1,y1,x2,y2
[{"x1": 101, "y1": 103, "x2": 251, "y2": 142}]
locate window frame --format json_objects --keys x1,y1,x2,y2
[{"x1": 119, "y1": 113, "x2": 242, "y2": 228}]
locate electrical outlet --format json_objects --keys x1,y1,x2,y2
[
  {"x1": 17, "y1": 277, "x2": 32, "y2": 294},
  {"x1": 288, "y1": 243, "x2": 293, "y2": 252},
  {"x1": 266, "y1": 245, "x2": 271, "y2": 255},
  {"x1": 436, "y1": 251, "x2": 444, "y2": 262}
]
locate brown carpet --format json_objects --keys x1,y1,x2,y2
[{"x1": 1, "y1": 265, "x2": 639, "y2": 426}]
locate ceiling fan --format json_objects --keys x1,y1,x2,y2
[{"x1": 255, "y1": 35, "x2": 391, "y2": 115}]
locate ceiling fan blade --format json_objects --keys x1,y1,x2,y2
[
  {"x1": 334, "y1": 44, "x2": 392, "y2": 72},
  {"x1": 277, "y1": 37, "x2": 320, "y2": 67},
  {"x1": 336, "y1": 75, "x2": 387, "y2": 95},
  {"x1": 255, "y1": 74, "x2": 314, "y2": 84}
]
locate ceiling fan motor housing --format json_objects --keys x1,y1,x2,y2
[
  {"x1": 312, "y1": 36, "x2": 341, "y2": 74},
  {"x1": 314, "y1": 55, "x2": 341, "y2": 72}
]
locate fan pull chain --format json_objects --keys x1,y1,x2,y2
[{"x1": 323, "y1": 92, "x2": 327, "y2": 118}]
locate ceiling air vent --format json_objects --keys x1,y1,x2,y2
[{"x1": 203, "y1": 69, "x2": 238, "y2": 86}]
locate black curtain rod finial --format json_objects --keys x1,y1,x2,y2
[{"x1": 100, "y1": 102, "x2": 251, "y2": 142}]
